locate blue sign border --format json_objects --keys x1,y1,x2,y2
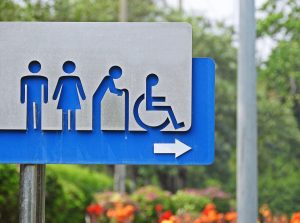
[{"x1": 0, "y1": 58, "x2": 215, "y2": 165}]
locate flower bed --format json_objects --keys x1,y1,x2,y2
[{"x1": 85, "y1": 186, "x2": 300, "y2": 223}]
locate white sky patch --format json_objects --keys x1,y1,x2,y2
[
  {"x1": 167, "y1": 0, "x2": 265, "y2": 25},
  {"x1": 167, "y1": 0, "x2": 274, "y2": 60}
]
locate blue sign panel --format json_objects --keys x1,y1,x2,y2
[
  {"x1": 0, "y1": 23, "x2": 214, "y2": 165},
  {"x1": 0, "y1": 58, "x2": 214, "y2": 165}
]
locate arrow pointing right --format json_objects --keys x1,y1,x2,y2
[{"x1": 154, "y1": 139, "x2": 192, "y2": 158}]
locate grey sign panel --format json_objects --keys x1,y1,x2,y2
[
  {"x1": 101, "y1": 93, "x2": 126, "y2": 131},
  {"x1": 0, "y1": 22, "x2": 192, "y2": 131}
]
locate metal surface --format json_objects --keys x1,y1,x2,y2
[
  {"x1": 0, "y1": 22, "x2": 192, "y2": 131},
  {"x1": 119, "y1": 0, "x2": 128, "y2": 22},
  {"x1": 33, "y1": 103, "x2": 37, "y2": 129},
  {"x1": 19, "y1": 165, "x2": 37, "y2": 223},
  {"x1": 0, "y1": 58, "x2": 215, "y2": 165},
  {"x1": 19, "y1": 164, "x2": 45, "y2": 223},
  {"x1": 36, "y1": 165, "x2": 45, "y2": 223},
  {"x1": 114, "y1": 164, "x2": 126, "y2": 193},
  {"x1": 237, "y1": 0, "x2": 258, "y2": 222},
  {"x1": 101, "y1": 92, "x2": 125, "y2": 130}
]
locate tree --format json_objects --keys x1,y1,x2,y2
[
  {"x1": 257, "y1": 0, "x2": 300, "y2": 214},
  {"x1": 258, "y1": 0, "x2": 300, "y2": 124}
]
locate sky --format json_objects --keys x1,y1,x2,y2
[
  {"x1": 167, "y1": 0, "x2": 266, "y2": 26},
  {"x1": 167, "y1": 0, "x2": 273, "y2": 59}
]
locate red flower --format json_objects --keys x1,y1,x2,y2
[
  {"x1": 159, "y1": 210, "x2": 173, "y2": 223},
  {"x1": 86, "y1": 204, "x2": 103, "y2": 216},
  {"x1": 155, "y1": 204, "x2": 163, "y2": 213}
]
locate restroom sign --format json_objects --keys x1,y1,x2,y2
[{"x1": 0, "y1": 22, "x2": 215, "y2": 165}]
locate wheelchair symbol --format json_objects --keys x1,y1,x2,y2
[{"x1": 133, "y1": 74, "x2": 185, "y2": 131}]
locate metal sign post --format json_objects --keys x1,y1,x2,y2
[
  {"x1": 36, "y1": 165, "x2": 46, "y2": 223},
  {"x1": 20, "y1": 165, "x2": 37, "y2": 223},
  {"x1": 19, "y1": 165, "x2": 45, "y2": 223},
  {"x1": 115, "y1": 0, "x2": 128, "y2": 193},
  {"x1": 237, "y1": 0, "x2": 258, "y2": 222}
]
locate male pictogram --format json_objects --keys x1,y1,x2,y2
[{"x1": 20, "y1": 60, "x2": 48, "y2": 130}]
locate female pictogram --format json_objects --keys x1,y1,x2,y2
[{"x1": 53, "y1": 61, "x2": 86, "y2": 131}]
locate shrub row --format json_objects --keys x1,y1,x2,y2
[{"x1": 0, "y1": 164, "x2": 112, "y2": 223}]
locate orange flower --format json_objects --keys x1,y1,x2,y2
[
  {"x1": 193, "y1": 218, "x2": 202, "y2": 223},
  {"x1": 278, "y1": 215, "x2": 289, "y2": 223},
  {"x1": 225, "y1": 211, "x2": 237, "y2": 221},
  {"x1": 201, "y1": 204, "x2": 218, "y2": 222},
  {"x1": 291, "y1": 212, "x2": 300, "y2": 223},
  {"x1": 202, "y1": 203, "x2": 216, "y2": 216},
  {"x1": 260, "y1": 204, "x2": 272, "y2": 218},
  {"x1": 217, "y1": 213, "x2": 224, "y2": 222},
  {"x1": 107, "y1": 203, "x2": 136, "y2": 222}
]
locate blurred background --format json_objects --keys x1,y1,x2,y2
[{"x1": 0, "y1": 0, "x2": 299, "y2": 222}]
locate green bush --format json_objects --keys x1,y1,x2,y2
[
  {"x1": 47, "y1": 165, "x2": 112, "y2": 202},
  {"x1": 171, "y1": 190, "x2": 211, "y2": 215},
  {"x1": 0, "y1": 165, "x2": 19, "y2": 223},
  {"x1": 131, "y1": 186, "x2": 172, "y2": 223},
  {"x1": 45, "y1": 171, "x2": 86, "y2": 223},
  {"x1": 213, "y1": 197, "x2": 231, "y2": 213},
  {"x1": 0, "y1": 164, "x2": 112, "y2": 223},
  {"x1": 46, "y1": 165, "x2": 112, "y2": 223}
]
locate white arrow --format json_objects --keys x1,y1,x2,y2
[{"x1": 154, "y1": 139, "x2": 192, "y2": 158}]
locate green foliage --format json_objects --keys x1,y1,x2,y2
[
  {"x1": 51, "y1": 0, "x2": 118, "y2": 22},
  {"x1": 0, "y1": 164, "x2": 112, "y2": 223},
  {"x1": 213, "y1": 198, "x2": 231, "y2": 213},
  {"x1": 0, "y1": 165, "x2": 19, "y2": 223},
  {"x1": 128, "y1": 0, "x2": 163, "y2": 22},
  {"x1": 171, "y1": 190, "x2": 210, "y2": 215},
  {"x1": 47, "y1": 165, "x2": 112, "y2": 199},
  {"x1": 0, "y1": 0, "x2": 22, "y2": 20},
  {"x1": 0, "y1": 0, "x2": 162, "y2": 22},
  {"x1": 45, "y1": 170, "x2": 86, "y2": 223},
  {"x1": 45, "y1": 165, "x2": 112, "y2": 223},
  {"x1": 131, "y1": 186, "x2": 171, "y2": 222},
  {"x1": 257, "y1": 92, "x2": 300, "y2": 215},
  {"x1": 258, "y1": 0, "x2": 300, "y2": 112},
  {"x1": 257, "y1": 0, "x2": 300, "y2": 215},
  {"x1": 258, "y1": 0, "x2": 300, "y2": 39}
]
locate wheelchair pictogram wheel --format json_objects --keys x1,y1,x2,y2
[{"x1": 133, "y1": 94, "x2": 170, "y2": 131}]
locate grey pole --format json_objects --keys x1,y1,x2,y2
[
  {"x1": 20, "y1": 164, "x2": 45, "y2": 223},
  {"x1": 114, "y1": 164, "x2": 126, "y2": 193},
  {"x1": 237, "y1": 0, "x2": 258, "y2": 223},
  {"x1": 178, "y1": 0, "x2": 183, "y2": 13},
  {"x1": 36, "y1": 165, "x2": 46, "y2": 223},
  {"x1": 119, "y1": 0, "x2": 128, "y2": 22},
  {"x1": 114, "y1": 0, "x2": 128, "y2": 193},
  {"x1": 20, "y1": 165, "x2": 37, "y2": 223}
]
